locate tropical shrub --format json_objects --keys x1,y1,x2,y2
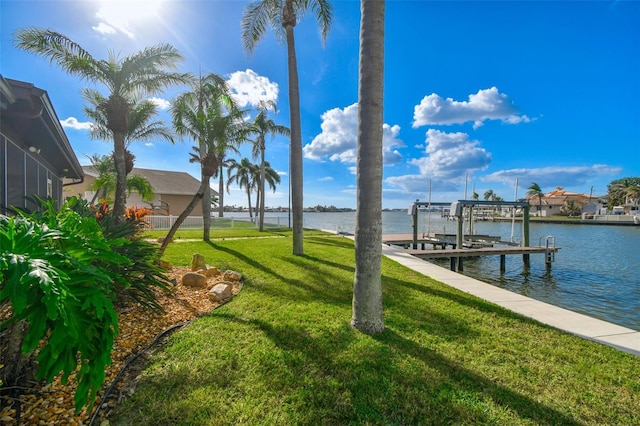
[
  {"x1": 85, "y1": 200, "x2": 172, "y2": 311},
  {"x1": 0, "y1": 207, "x2": 123, "y2": 411},
  {"x1": 0, "y1": 197, "x2": 172, "y2": 411}
]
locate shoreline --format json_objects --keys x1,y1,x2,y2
[{"x1": 489, "y1": 217, "x2": 640, "y2": 226}]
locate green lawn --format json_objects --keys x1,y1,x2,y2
[{"x1": 110, "y1": 232, "x2": 639, "y2": 425}]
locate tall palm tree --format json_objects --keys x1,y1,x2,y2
[
  {"x1": 483, "y1": 189, "x2": 494, "y2": 201},
  {"x1": 252, "y1": 161, "x2": 281, "y2": 222},
  {"x1": 527, "y1": 182, "x2": 544, "y2": 216},
  {"x1": 159, "y1": 101, "x2": 232, "y2": 255},
  {"x1": 171, "y1": 74, "x2": 246, "y2": 241},
  {"x1": 352, "y1": 0, "x2": 385, "y2": 335},
  {"x1": 15, "y1": 28, "x2": 189, "y2": 222},
  {"x1": 242, "y1": 0, "x2": 333, "y2": 255},
  {"x1": 248, "y1": 101, "x2": 290, "y2": 230},
  {"x1": 227, "y1": 158, "x2": 259, "y2": 219}
]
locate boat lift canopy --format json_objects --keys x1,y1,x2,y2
[{"x1": 409, "y1": 199, "x2": 532, "y2": 253}]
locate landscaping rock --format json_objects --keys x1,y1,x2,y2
[
  {"x1": 204, "y1": 267, "x2": 221, "y2": 277},
  {"x1": 191, "y1": 253, "x2": 207, "y2": 271},
  {"x1": 208, "y1": 283, "x2": 232, "y2": 302},
  {"x1": 181, "y1": 272, "x2": 207, "y2": 288},
  {"x1": 223, "y1": 270, "x2": 242, "y2": 282}
]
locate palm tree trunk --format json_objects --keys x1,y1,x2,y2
[
  {"x1": 159, "y1": 181, "x2": 207, "y2": 256},
  {"x1": 218, "y1": 166, "x2": 225, "y2": 218},
  {"x1": 284, "y1": 1, "x2": 304, "y2": 255},
  {"x1": 247, "y1": 188, "x2": 253, "y2": 220},
  {"x1": 201, "y1": 141, "x2": 211, "y2": 242},
  {"x1": 255, "y1": 187, "x2": 260, "y2": 223},
  {"x1": 259, "y1": 146, "x2": 266, "y2": 231},
  {"x1": 112, "y1": 132, "x2": 127, "y2": 222},
  {"x1": 352, "y1": 0, "x2": 385, "y2": 335}
]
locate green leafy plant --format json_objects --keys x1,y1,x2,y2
[
  {"x1": 0, "y1": 208, "x2": 123, "y2": 411},
  {"x1": 1, "y1": 197, "x2": 173, "y2": 412}
]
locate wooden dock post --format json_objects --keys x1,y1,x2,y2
[{"x1": 500, "y1": 255, "x2": 506, "y2": 272}]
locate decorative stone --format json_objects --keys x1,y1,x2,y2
[
  {"x1": 191, "y1": 253, "x2": 207, "y2": 271},
  {"x1": 181, "y1": 272, "x2": 207, "y2": 288},
  {"x1": 204, "y1": 267, "x2": 221, "y2": 277},
  {"x1": 223, "y1": 270, "x2": 242, "y2": 282},
  {"x1": 208, "y1": 283, "x2": 232, "y2": 302},
  {"x1": 157, "y1": 260, "x2": 173, "y2": 270}
]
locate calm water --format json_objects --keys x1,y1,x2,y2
[{"x1": 234, "y1": 211, "x2": 640, "y2": 331}]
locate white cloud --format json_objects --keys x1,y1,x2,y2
[
  {"x1": 149, "y1": 97, "x2": 171, "y2": 110},
  {"x1": 412, "y1": 87, "x2": 531, "y2": 129},
  {"x1": 94, "y1": 5, "x2": 135, "y2": 38},
  {"x1": 227, "y1": 69, "x2": 279, "y2": 108},
  {"x1": 319, "y1": 176, "x2": 333, "y2": 181},
  {"x1": 60, "y1": 117, "x2": 93, "y2": 130},
  {"x1": 92, "y1": 22, "x2": 117, "y2": 36},
  {"x1": 411, "y1": 129, "x2": 491, "y2": 178},
  {"x1": 303, "y1": 103, "x2": 405, "y2": 165},
  {"x1": 482, "y1": 165, "x2": 621, "y2": 188},
  {"x1": 385, "y1": 129, "x2": 491, "y2": 194}
]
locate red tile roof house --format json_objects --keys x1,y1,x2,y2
[
  {"x1": 526, "y1": 187, "x2": 594, "y2": 217},
  {"x1": 1, "y1": 76, "x2": 84, "y2": 213}
]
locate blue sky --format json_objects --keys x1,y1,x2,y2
[{"x1": 1, "y1": 0, "x2": 639, "y2": 209}]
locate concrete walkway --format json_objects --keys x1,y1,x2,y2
[{"x1": 381, "y1": 243, "x2": 640, "y2": 357}]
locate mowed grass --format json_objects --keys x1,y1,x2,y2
[{"x1": 111, "y1": 232, "x2": 640, "y2": 425}]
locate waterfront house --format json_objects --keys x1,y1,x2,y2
[
  {"x1": 70, "y1": 166, "x2": 217, "y2": 216},
  {"x1": 0, "y1": 76, "x2": 84, "y2": 213},
  {"x1": 526, "y1": 187, "x2": 597, "y2": 217}
]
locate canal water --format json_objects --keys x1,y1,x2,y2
[{"x1": 238, "y1": 211, "x2": 640, "y2": 331}]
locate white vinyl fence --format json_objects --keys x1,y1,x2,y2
[{"x1": 145, "y1": 215, "x2": 289, "y2": 230}]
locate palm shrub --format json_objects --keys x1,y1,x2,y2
[{"x1": 71, "y1": 198, "x2": 173, "y2": 311}]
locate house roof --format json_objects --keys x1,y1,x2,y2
[
  {"x1": 82, "y1": 166, "x2": 218, "y2": 196},
  {"x1": 0, "y1": 76, "x2": 84, "y2": 180}
]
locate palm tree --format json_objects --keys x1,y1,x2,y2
[
  {"x1": 84, "y1": 95, "x2": 175, "y2": 175},
  {"x1": 483, "y1": 189, "x2": 494, "y2": 201},
  {"x1": 527, "y1": 182, "x2": 544, "y2": 216},
  {"x1": 227, "y1": 158, "x2": 259, "y2": 219},
  {"x1": 252, "y1": 161, "x2": 281, "y2": 223},
  {"x1": 351, "y1": 0, "x2": 385, "y2": 335},
  {"x1": 159, "y1": 100, "x2": 233, "y2": 255},
  {"x1": 608, "y1": 177, "x2": 640, "y2": 208},
  {"x1": 86, "y1": 154, "x2": 154, "y2": 205},
  {"x1": 15, "y1": 28, "x2": 189, "y2": 222},
  {"x1": 248, "y1": 101, "x2": 290, "y2": 230},
  {"x1": 171, "y1": 74, "x2": 247, "y2": 241},
  {"x1": 242, "y1": 0, "x2": 333, "y2": 255}
]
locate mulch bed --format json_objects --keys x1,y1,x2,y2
[{"x1": 0, "y1": 267, "x2": 241, "y2": 425}]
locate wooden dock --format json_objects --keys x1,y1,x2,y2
[{"x1": 383, "y1": 233, "x2": 559, "y2": 272}]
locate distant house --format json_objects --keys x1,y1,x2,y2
[
  {"x1": 526, "y1": 187, "x2": 597, "y2": 217},
  {"x1": 69, "y1": 166, "x2": 218, "y2": 216},
  {"x1": 0, "y1": 76, "x2": 84, "y2": 213}
]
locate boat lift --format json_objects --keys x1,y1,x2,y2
[{"x1": 408, "y1": 199, "x2": 557, "y2": 271}]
